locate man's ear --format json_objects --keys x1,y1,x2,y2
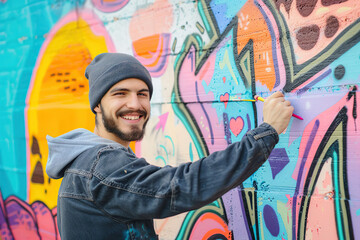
[{"x1": 94, "y1": 103, "x2": 101, "y2": 113}]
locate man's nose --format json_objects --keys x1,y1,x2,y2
[{"x1": 127, "y1": 94, "x2": 141, "y2": 109}]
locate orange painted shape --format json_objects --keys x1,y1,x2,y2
[
  {"x1": 133, "y1": 34, "x2": 161, "y2": 59},
  {"x1": 236, "y1": 1, "x2": 276, "y2": 90},
  {"x1": 133, "y1": 34, "x2": 165, "y2": 68},
  {"x1": 189, "y1": 212, "x2": 231, "y2": 240}
]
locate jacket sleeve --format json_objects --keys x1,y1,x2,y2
[{"x1": 90, "y1": 123, "x2": 278, "y2": 221}]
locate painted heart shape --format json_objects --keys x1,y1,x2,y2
[
  {"x1": 229, "y1": 116, "x2": 244, "y2": 137},
  {"x1": 220, "y1": 92, "x2": 229, "y2": 108}
]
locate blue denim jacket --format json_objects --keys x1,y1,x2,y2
[{"x1": 46, "y1": 123, "x2": 278, "y2": 239}]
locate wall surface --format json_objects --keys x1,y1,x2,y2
[{"x1": 1, "y1": 0, "x2": 360, "y2": 239}]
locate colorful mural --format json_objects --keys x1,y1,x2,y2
[{"x1": 0, "y1": 0, "x2": 359, "y2": 239}]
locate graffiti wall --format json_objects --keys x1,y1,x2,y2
[{"x1": 1, "y1": 0, "x2": 359, "y2": 239}]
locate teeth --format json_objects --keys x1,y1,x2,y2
[{"x1": 122, "y1": 115, "x2": 140, "y2": 120}]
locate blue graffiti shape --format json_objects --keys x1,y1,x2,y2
[{"x1": 209, "y1": 0, "x2": 246, "y2": 34}]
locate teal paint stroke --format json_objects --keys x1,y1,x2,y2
[
  {"x1": 159, "y1": 145, "x2": 169, "y2": 164},
  {"x1": 165, "y1": 135, "x2": 175, "y2": 156},
  {"x1": 197, "y1": 1, "x2": 213, "y2": 38},
  {"x1": 155, "y1": 156, "x2": 167, "y2": 166},
  {"x1": 189, "y1": 142, "x2": 194, "y2": 162},
  {"x1": 333, "y1": 148, "x2": 345, "y2": 240}
]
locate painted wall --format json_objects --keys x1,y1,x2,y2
[{"x1": 0, "y1": 0, "x2": 359, "y2": 239}]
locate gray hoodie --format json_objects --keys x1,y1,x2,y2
[{"x1": 46, "y1": 128, "x2": 127, "y2": 179}]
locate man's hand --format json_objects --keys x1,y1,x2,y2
[{"x1": 257, "y1": 92, "x2": 294, "y2": 134}]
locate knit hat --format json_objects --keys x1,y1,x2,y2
[{"x1": 85, "y1": 53, "x2": 153, "y2": 113}]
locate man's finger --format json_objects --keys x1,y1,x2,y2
[{"x1": 270, "y1": 91, "x2": 284, "y2": 99}]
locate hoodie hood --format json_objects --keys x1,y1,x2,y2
[{"x1": 46, "y1": 128, "x2": 126, "y2": 179}]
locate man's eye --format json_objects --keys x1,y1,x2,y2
[
  {"x1": 114, "y1": 92, "x2": 125, "y2": 95},
  {"x1": 138, "y1": 93, "x2": 148, "y2": 97}
]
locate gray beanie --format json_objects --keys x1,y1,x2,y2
[{"x1": 85, "y1": 53, "x2": 153, "y2": 113}]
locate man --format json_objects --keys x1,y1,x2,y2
[{"x1": 46, "y1": 53, "x2": 293, "y2": 239}]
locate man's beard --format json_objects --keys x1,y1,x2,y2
[{"x1": 100, "y1": 104, "x2": 149, "y2": 142}]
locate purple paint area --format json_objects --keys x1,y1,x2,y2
[
  {"x1": 267, "y1": 148, "x2": 289, "y2": 179},
  {"x1": 222, "y1": 188, "x2": 252, "y2": 240},
  {"x1": 345, "y1": 94, "x2": 360, "y2": 238},
  {"x1": 223, "y1": 112, "x2": 232, "y2": 145},
  {"x1": 246, "y1": 114, "x2": 251, "y2": 132},
  {"x1": 263, "y1": 204, "x2": 279, "y2": 236},
  {"x1": 6, "y1": 201, "x2": 35, "y2": 227},
  {"x1": 5, "y1": 200, "x2": 39, "y2": 239},
  {"x1": 288, "y1": 91, "x2": 344, "y2": 143},
  {"x1": 296, "y1": 69, "x2": 332, "y2": 96}
]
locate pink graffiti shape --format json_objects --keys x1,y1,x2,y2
[
  {"x1": 91, "y1": 0, "x2": 129, "y2": 13},
  {"x1": 32, "y1": 202, "x2": 57, "y2": 240},
  {"x1": 0, "y1": 191, "x2": 59, "y2": 239},
  {"x1": 220, "y1": 93, "x2": 229, "y2": 109},
  {"x1": 229, "y1": 117, "x2": 244, "y2": 137},
  {"x1": 156, "y1": 112, "x2": 169, "y2": 132},
  {"x1": 5, "y1": 197, "x2": 39, "y2": 239}
]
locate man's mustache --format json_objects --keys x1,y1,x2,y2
[{"x1": 116, "y1": 110, "x2": 147, "y2": 118}]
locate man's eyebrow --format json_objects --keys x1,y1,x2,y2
[
  {"x1": 138, "y1": 89, "x2": 149, "y2": 92},
  {"x1": 109, "y1": 88, "x2": 149, "y2": 93},
  {"x1": 109, "y1": 88, "x2": 130, "y2": 93}
]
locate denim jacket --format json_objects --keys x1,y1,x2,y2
[{"x1": 46, "y1": 123, "x2": 278, "y2": 239}]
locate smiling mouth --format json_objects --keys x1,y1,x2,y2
[
  {"x1": 121, "y1": 115, "x2": 141, "y2": 120},
  {"x1": 118, "y1": 110, "x2": 147, "y2": 121}
]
